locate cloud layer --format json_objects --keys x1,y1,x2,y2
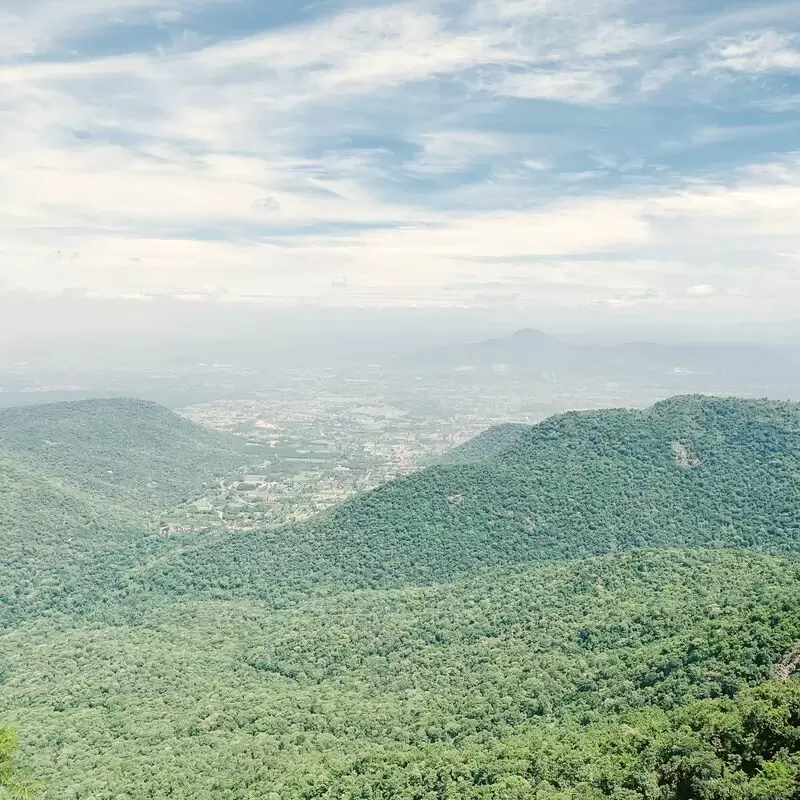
[{"x1": 1, "y1": 0, "x2": 800, "y2": 320}]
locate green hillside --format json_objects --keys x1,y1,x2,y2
[
  {"x1": 3, "y1": 549, "x2": 800, "y2": 798},
  {"x1": 0, "y1": 454, "x2": 129, "y2": 622},
  {"x1": 0, "y1": 398, "x2": 247, "y2": 628},
  {"x1": 311, "y1": 394, "x2": 800, "y2": 581},
  {"x1": 143, "y1": 395, "x2": 800, "y2": 598},
  {"x1": 0, "y1": 398, "x2": 247, "y2": 512},
  {"x1": 3, "y1": 395, "x2": 800, "y2": 798},
  {"x1": 441, "y1": 422, "x2": 530, "y2": 464}
]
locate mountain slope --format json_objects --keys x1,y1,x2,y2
[
  {"x1": 142, "y1": 395, "x2": 800, "y2": 599},
  {"x1": 403, "y1": 328, "x2": 572, "y2": 375},
  {"x1": 5, "y1": 548, "x2": 800, "y2": 799},
  {"x1": 0, "y1": 398, "x2": 247, "y2": 626},
  {"x1": 440, "y1": 422, "x2": 530, "y2": 464},
  {"x1": 4, "y1": 396, "x2": 800, "y2": 798},
  {"x1": 403, "y1": 329, "x2": 800, "y2": 388},
  {"x1": 311, "y1": 395, "x2": 800, "y2": 582},
  {"x1": 0, "y1": 398, "x2": 246, "y2": 512}
]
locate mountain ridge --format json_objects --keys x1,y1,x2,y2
[
  {"x1": 0, "y1": 397, "x2": 246, "y2": 512},
  {"x1": 401, "y1": 329, "x2": 800, "y2": 387},
  {"x1": 138, "y1": 394, "x2": 800, "y2": 601},
  {"x1": 0, "y1": 397, "x2": 248, "y2": 627},
  {"x1": 4, "y1": 394, "x2": 800, "y2": 798}
]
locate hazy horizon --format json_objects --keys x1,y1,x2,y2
[
  {"x1": 2, "y1": 0, "x2": 800, "y2": 405},
  {"x1": 2, "y1": 291, "x2": 800, "y2": 353},
  {"x1": 4, "y1": 2, "x2": 800, "y2": 788}
]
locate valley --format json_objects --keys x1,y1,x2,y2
[{"x1": 170, "y1": 346, "x2": 800, "y2": 533}]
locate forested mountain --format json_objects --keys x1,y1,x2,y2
[
  {"x1": 310, "y1": 394, "x2": 800, "y2": 580},
  {"x1": 0, "y1": 398, "x2": 246, "y2": 628},
  {"x1": 6, "y1": 549, "x2": 800, "y2": 798},
  {"x1": 144, "y1": 395, "x2": 800, "y2": 596},
  {"x1": 2, "y1": 395, "x2": 800, "y2": 798},
  {"x1": 440, "y1": 422, "x2": 530, "y2": 464},
  {"x1": 0, "y1": 398, "x2": 246, "y2": 512}
]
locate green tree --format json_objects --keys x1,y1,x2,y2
[{"x1": 0, "y1": 728, "x2": 38, "y2": 800}]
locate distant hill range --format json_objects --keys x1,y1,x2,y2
[{"x1": 401, "y1": 328, "x2": 800, "y2": 387}]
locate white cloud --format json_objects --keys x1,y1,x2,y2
[
  {"x1": 523, "y1": 159, "x2": 550, "y2": 171},
  {"x1": 352, "y1": 198, "x2": 650, "y2": 262},
  {"x1": 685, "y1": 284, "x2": 720, "y2": 297},
  {"x1": 184, "y1": 6, "x2": 505, "y2": 101},
  {"x1": 0, "y1": 0, "x2": 799, "y2": 321},
  {"x1": 497, "y1": 70, "x2": 617, "y2": 103},
  {"x1": 153, "y1": 8, "x2": 182, "y2": 23},
  {"x1": 707, "y1": 31, "x2": 800, "y2": 73},
  {"x1": 405, "y1": 130, "x2": 547, "y2": 175},
  {"x1": 3, "y1": 155, "x2": 799, "y2": 314},
  {"x1": 0, "y1": 0, "x2": 206, "y2": 58}
]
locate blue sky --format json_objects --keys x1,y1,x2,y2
[{"x1": 1, "y1": 0, "x2": 799, "y2": 321}]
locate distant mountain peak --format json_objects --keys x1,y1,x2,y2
[{"x1": 511, "y1": 327, "x2": 552, "y2": 341}]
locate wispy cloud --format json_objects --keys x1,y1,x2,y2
[
  {"x1": 706, "y1": 30, "x2": 800, "y2": 73},
  {"x1": 497, "y1": 70, "x2": 618, "y2": 103},
  {"x1": 0, "y1": 0, "x2": 799, "y2": 321},
  {"x1": 0, "y1": 0, "x2": 205, "y2": 58}
]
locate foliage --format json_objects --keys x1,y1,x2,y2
[
  {"x1": 2, "y1": 395, "x2": 800, "y2": 798},
  {"x1": 310, "y1": 395, "x2": 800, "y2": 582},
  {"x1": 139, "y1": 395, "x2": 800, "y2": 599},
  {"x1": 0, "y1": 398, "x2": 246, "y2": 630},
  {"x1": 441, "y1": 423, "x2": 530, "y2": 464},
  {"x1": 0, "y1": 398, "x2": 247, "y2": 512},
  {"x1": 0, "y1": 728, "x2": 37, "y2": 799},
  {"x1": 3, "y1": 550, "x2": 800, "y2": 798},
  {"x1": 309, "y1": 679, "x2": 800, "y2": 799}
]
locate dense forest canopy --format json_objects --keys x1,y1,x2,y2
[
  {"x1": 2, "y1": 395, "x2": 800, "y2": 798},
  {"x1": 0, "y1": 398, "x2": 248, "y2": 630},
  {"x1": 0, "y1": 398, "x2": 248, "y2": 512}
]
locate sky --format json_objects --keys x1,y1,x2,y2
[{"x1": 1, "y1": 0, "x2": 800, "y2": 326}]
